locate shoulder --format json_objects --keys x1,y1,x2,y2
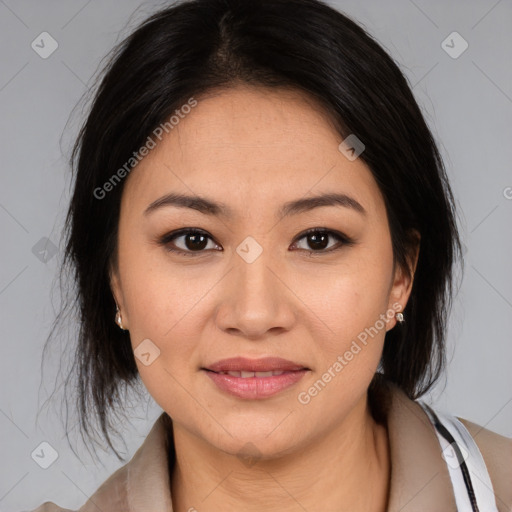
[{"x1": 457, "y1": 417, "x2": 512, "y2": 512}]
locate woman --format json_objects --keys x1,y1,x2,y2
[{"x1": 29, "y1": 0, "x2": 512, "y2": 510}]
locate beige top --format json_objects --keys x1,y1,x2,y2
[{"x1": 29, "y1": 379, "x2": 512, "y2": 512}]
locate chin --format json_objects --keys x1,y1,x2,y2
[{"x1": 199, "y1": 416, "x2": 307, "y2": 462}]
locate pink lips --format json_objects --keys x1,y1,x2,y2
[{"x1": 202, "y1": 357, "x2": 309, "y2": 399}]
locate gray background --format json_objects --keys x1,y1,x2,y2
[{"x1": 0, "y1": 0, "x2": 511, "y2": 510}]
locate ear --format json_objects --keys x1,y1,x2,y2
[
  {"x1": 109, "y1": 263, "x2": 129, "y2": 329},
  {"x1": 386, "y1": 230, "x2": 420, "y2": 330}
]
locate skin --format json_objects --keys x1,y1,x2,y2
[{"x1": 110, "y1": 84, "x2": 420, "y2": 512}]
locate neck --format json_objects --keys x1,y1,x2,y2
[{"x1": 169, "y1": 392, "x2": 391, "y2": 512}]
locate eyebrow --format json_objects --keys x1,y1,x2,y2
[{"x1": 143, "y1": 191, "x2": 366, "y2": 219}]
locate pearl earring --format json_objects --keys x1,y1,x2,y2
[{"x1": 115, "y1": 305, "x2": 126, "y2": 330}]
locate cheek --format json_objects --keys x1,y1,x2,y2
[
  {"x1": 119, "y1": 237, "x2": 198, "y2": 335},
  {"x1": 115, "y1": 240, "x2": 197, "y2": 373},
  {"x1": 119, "y1": 251, "x2": 209, "y2": 413},
  {"x1": 125, "y1": 270, "x2": 204, "y2": 362},
  {"x1": 296, "y1": 263, "x2": 392, "y2": 420},
  {"x1": 298, "y1": 248, "x2": 393, "y2": 357}
]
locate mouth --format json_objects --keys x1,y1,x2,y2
[
  {"x1": 204, "y1": 369, "x2": 297, "y2": 377},
  {"x1": 203, "y1": 356, "x2": 310, "y2": 373},
  {"x1": 201, "y1": 357, "x2": 310, "y2": 399}
]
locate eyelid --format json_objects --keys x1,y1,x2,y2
[
  {"x1": 159, "y1": 228, "x2": 221, "y2": 257},
  {"x1": 158, "y1": 227, "x2": 354, "y2": 257},
  {"x1": 291, "y1": 227, "x2": 354, "y2": 253}
]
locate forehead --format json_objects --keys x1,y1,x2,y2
[{"x1": 121, "y1": 85, "x2": 384, "y2": 219}]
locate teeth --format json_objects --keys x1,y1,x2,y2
[
  {"x1": 219, "y1": 370, "x2": 287, "y2": 377},
  {"x1": 255, "y1": 371, "x2": 273, "y2": 377}
]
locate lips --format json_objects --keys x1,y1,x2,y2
[
  {"x1": 204, "y1": 356, "x2": 308, "y2": 374},
  {"x1": 202, "y1": 357, "x2": 310, "y2": 399}
]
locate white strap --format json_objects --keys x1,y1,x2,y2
[{"x1": 418, "y1": 402, "x2": 499, "y2": 511}]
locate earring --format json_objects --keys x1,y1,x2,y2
[
  {"x1": 115, "y1": 305, "x2": 126, "y2": 330},
  {"x1": 395, "y1": 311, "x2": 405, "y2": 324}
]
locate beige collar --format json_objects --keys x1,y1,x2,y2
[
  {"x1": 80, "y1": 380, "x2": 457, "y2": 511},
  {"x1": 384, "y1": 382, "x2": 457, "y2": 511}
]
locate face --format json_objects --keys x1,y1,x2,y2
[{"x1": 110, "y1": 85, "x2": 417, "y2": 459}]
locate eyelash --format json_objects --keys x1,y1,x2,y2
[{"x1": 158, "y1": 227, "x2": 354, "y2": 257}]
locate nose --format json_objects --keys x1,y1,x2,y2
[{"x1": 214, "y1": 246, "x2": 297, "y2": 340}]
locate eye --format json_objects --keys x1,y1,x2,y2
[
  {"x1": 290, "y1": 228, "x2": 354, "y2": 254},
  {"x1": 158, "y1": 227, "x2": 354, "y2": 257},
  {"x1": 159, "y1": 228, "x2": 221, "y2": 257}
]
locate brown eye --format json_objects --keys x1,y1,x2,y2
[
  {"x1": 180, "y1": 232, "x2": 209, "y2": 251},
  {"x1": 159, "y1": 229, "x2": 220, "y2": 256},
  {"x1": 291, "y1": 228, "x2": 353, "y2": 253}
]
